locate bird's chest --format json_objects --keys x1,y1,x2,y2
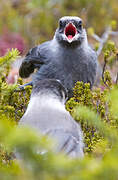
[{"x1": 54, "y1": 49, "x2": 88, "y2": 76}]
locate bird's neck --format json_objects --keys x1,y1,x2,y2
[
  {"x1": 53, "y1": 35, "x2": 88, "y2": 50},
  {"x1": 27, "y1": 93, "x2": 65, "y2": 112}
]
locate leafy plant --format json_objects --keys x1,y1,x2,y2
[{"x1": 0, "y1": 42, "x2": 118, "y2": 179}]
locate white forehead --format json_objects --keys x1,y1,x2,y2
[{"x1": 60, "y1": 16, "x2": 82, "y2": 22}]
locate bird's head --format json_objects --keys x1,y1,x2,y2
[
  {"x1": 55, "y1": 16, "x2": 86, "y2": 46},
  {"x1": 32, "y1": 79, "x2": 68, "y2": 102}
]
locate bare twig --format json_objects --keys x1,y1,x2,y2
[
  {"x1": 102, "y1": 59, "x2": 107, "y2": 81},
  {"x1": 101, "y1": 58, "x2": 111, "y2": 89},
  {"x1": 102, "y1": 58, "x2": 108, "y2": 87},
  {"x1": 92, "y1": 34, "x2": 101, "y2": 42},
  {"x1": 116, "y1": 72, "x2": 118, "y2": 84},
  {"x1": 92, "y1": 27, "x2": 118, "y2": 86},
  {"x1": 97, "y1": 27, "x2": 111, "y2": 56},
  {"x1": 110, "y1": 31, "x2": 118, "y2": 36},
  {"x1": 91, "y1": 26, "x2": 118, "y2": 57}
]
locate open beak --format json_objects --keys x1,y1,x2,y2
[{"x1": 64, "y1": 23, "x2": 77, "y2": 43}]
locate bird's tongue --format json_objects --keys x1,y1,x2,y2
[
  {"x1": 65, "y1": 23, "x2": 77, "y2": 41},
  {"x1": 67, "y1": 35, "x2": 73, "y2": 39}
]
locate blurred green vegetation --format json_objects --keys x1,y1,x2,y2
[{"x1": 0, "y1": 0, "x2": 118, "y2": 50}]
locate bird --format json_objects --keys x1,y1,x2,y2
[
  {"x1": 19, "y1": 79, "x2": 84, "y2": 158},
  {"x1": 19, "y1": 16, "x2": 98, "y2": 98}
]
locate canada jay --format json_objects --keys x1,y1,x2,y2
[
  {"x1": 19, "y1": 79, "x2": 84, "y2": 158},
  {"x1": 19, "y1": 16, "x2": 97, "y2": 97}
]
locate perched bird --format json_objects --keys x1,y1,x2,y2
[
  {"x1": 19, "y1": 16, "x2": 98, "y2": 97},
  {"x1": 19, "y1": 79, "x2": 84, "y2": 158}
]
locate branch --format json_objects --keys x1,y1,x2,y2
[
  {"x1": 92, "y1": 26, "x2": 118, "y2": 56},
  {"x1": 96, "y1": 27, "x2": 111, "y2": 56},
  {"x1": 92, "y1": 34, "x2": 101, "y2": 42},
  {"x1": 110, "y1": 31, "x2": 118, "y2": 36},
  {"x1": 92, "y1": 26, "x2": 118, "y2": 87},
  {"x1": 116, "y1": 72, "x2": 118, "y2": 84},
  {"x1": 101, "y1": 58, "x2": 109, "y2": 88}
]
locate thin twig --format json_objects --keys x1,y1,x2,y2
[
  {"x1": 92, "y1": 26, "x2": 118, "y2": 57},
  {"x1": 102, "y1": 58, "x2": 110, "y2": 88},
  {"x1": 116, "y1": 72, "x2": 118, "y2": 84},
  {"x1": 110, "y1": 31, "x2": 118, "y2": 36},
  {"x1": 92, "y1": 27, "x2": 118, "y2": 86},
  {"x1": 92, "y1": 34, "x2": 101, "y2": 42},
  {"x1": 102, "y1": 59, "x2": 107, "y2": 81},
  {"x1": 97, "y1": 27, "x2": 111, "y2": 56}
]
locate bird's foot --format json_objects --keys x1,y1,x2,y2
[{"x1": 15, "y1": 81, "x2": 33, "y2": 92}]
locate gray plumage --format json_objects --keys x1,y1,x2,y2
[
  {"x1": 19, "y1": 79, "x2": 84, "y2": 158},
  {"x1": 19, "y1": 16, "x2": 98, "y2": 98}
]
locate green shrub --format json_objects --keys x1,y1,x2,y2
[{"x1": 0, "y1": 48, "x2": 118, "y2": 179}]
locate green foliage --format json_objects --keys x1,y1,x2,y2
[
  {"x1": 66, "y1": 82, "x2": 113, "y2": 153},
  {"x1": 0, "y1": 49, "x2": 20, "y2": 76},
  {"x1": 110, "y1": 20, "x2": 117, "y2": 29},
  {"x1": 0, "y1": 79, "x2": 31, "y2": 122},
  {"x1": 87, "y1": 27, "x2": 95, "y2": 36},
  {"x1": 0, "y1": 49, "x2": 31, "y2": 122},
  {"x1": 1, "y1": 0, "x2": 118, "y2": 47},
  {"x1": 0, "y1": 97, "x2": 118, "y2": 179},
  {"x1": 0, "y1": 48, "x2": 20, "y2": 65}
]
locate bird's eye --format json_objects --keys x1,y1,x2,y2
[
  {"x1": 59, "y1": 20, "x2": 63, "y2": 28},
  {"x1": 78, "y1": 21, "x2": 82, "y2": 30},
  {"x1": 78, "y1": 24, "x2": 82, "y2": 29}
]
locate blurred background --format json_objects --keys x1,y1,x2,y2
[{"x1": 0, "y1": 0, "x2": 118, "y2": 83}]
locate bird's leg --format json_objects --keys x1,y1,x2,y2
[
  {"x1": 19, "y1": 81, "x2": 33, "y2": 90},
  {"x1": 15, "y1": 81, "x2": 33, "y2": 92}
]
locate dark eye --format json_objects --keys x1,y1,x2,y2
[
  {"x1": 79, "y1": 24, "x2": 82, "y2": 29},
  {"x1": 59, "y1": 20, "x2": 63, "y2": 28},
  {"x1": 78, "y1": 21, "x2": 82, "y2": 29}
]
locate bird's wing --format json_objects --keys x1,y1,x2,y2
[
  {"x1": 19, "y1": 41, "x2": 51, "y2": 78},
  {"x1": 46, "y1": 129, "x2": 84, "y2": 158}
]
